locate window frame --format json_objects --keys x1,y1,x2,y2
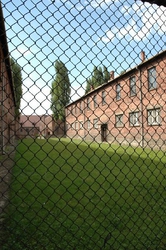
[
  {"x1": 71, "y1": 122, "x2": 75, "y2": 130},
  {"x1": 80, "y1": 121, "x2": 83, "y2": 129},
  {"x1": 129, "y1": 111, "x2": 140, "y2": 126},
  {"x1": 148, "y1": 67, "x2": 157, "y2": 90},
  {"x1": 93, "y1": 118, "x2": 98, "y2": 129},
  {"x1": 115, "y1": 114, "x2": 123, "y2": 127},
  {"x1": 75, "y1": 121, "x2": 79, "y2": 130},
  {"x1": 87, "y1": 119, "x2": 91, "y2": 129},
  {"x1": 130, "y1": 76, "x2": 136, "y2": 96},
  {"x1": 87, "y1": 97, "x2": 90, "y2": 110},
  {"x1": 116, "y1": 84, "x2": 121, "y2": 101},
  {"x1": 147, "y1": 108, "x2": 161, "y2": 125},
  {"x1": 102, "y1": 91, "x2": 106, "y2": 105},
  {"x1": 93, "y1": 94, "x2": 97, "y2": 108}
]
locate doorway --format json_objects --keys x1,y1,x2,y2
[{"x1": 101, "y1": 123, "x2": 107, "y2": 142}]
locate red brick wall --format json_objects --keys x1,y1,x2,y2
[
  {"x1": 66, "y1": 52, "x2": 166, "y2": 149},
  {"x1": 0, "y1": 45, "x2": 16, "y2": 150}
]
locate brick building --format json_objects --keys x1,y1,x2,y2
[
  {"x1": 18, "y1": 115, "x2": 65, "y2": 139},
  {"x1": 0, "y1": 3, "x2": 16, "y2": 153},
  {"x1": 65, "y1": 50, "x2": 166, "y2": 149}
]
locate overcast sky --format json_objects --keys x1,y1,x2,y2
[{"x1": 2, "y1": 0, "x2": 166, "y2": 115}]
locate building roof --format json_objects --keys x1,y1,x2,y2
[
  {"x1": 66, "y1": 49, "x2": 166, "y2": 107},
  {"x1": 0, "y1": 2, "x2": 16, "y2": 105},
  {"x1": 139, "y1": 0, "x2": 166, "y2": 7}
]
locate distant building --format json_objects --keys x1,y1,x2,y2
[
  {"x1": 65, "y1": 50, "x2": 166, "y2": 149},
  {"x1": 17, "y1": 115, "x2": 65, "y2": 139},
  {"x1": 0, "y1": 3, "x2": 16, "y2": 153}
]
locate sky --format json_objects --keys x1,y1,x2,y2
[{"x1": 1, "y1": 0, "x2": 166, "y2": 115}]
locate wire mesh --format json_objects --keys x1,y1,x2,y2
[{"x1": 0, "y1": 0, "x2": 166, "y2": 249}]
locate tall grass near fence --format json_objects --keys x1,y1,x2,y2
[{"x1": 2, "y1": 138, "x2": 166, "y2": 250}]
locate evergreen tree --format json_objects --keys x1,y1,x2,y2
[
  {"x1": 85, "y1": 78, "x2": 93, "y2": 94},
  {"x1": 103, "y1": 65, "x2": 110, "y2": 83},
  {"x1": 51, "y1": 60, "x2": 71, "y2": 121},
  {"x1": 10, "y1": 58, "x2": 23, "y2": 118},
  {"x1": 85, "y1": 65, "x2": 109, "y2": 94}
]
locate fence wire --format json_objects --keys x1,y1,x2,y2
[{"x1": 0, "y1": 0, "x2": 166, "y2": 249}]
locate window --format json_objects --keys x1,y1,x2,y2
[
  {"x1": 87, "y1": 98, "x2": 90, "y2": 110},
  {"x1": 93, "y1": 95, "x2": 97, "y2": 108},
  {"x1": 115, "y1": 114, "x2": 123, "y2": 127},
  {"x1": 102, "y1": 91, "x2": 106, "y2": 105},
  {"x1": 87, "y1": 119, "x2": 91, "y2": 129},
  {"x1": 148, "y1": 67, "x2": 157, "y2": 90},
  {"x1": 66, "y1": 123, "x2": 69, "y2": 131},
  {"x1": 75, "y1": 121, "x2": 79, "y2": 130},
  {"x1": 93, "y1": 118, "x2": 98, "y2": 128},
  {"x1": 116, "y1": 84, "x2": 121, "y2": 100},
  {"x1": 130, "y1": 76, "x2": 136, "y2": 96},
  {"x1": 147, "y1": 108, "x2": 161, "y2": 125},
  {"x1": 71, "y1": 123, "x2": 75, "y2": 130},
  {"x1": 80, "y1": 102, "x2": 83, "y2": 113},
  {"x1": 129, "y1": 112, "x2": 139, "y2": 126},
  {"x1": 71, "y1": 106, "x2": 74, "y2": 115},
  {"x1": 80, "y1": 121, "x2": 83, "y2": 129}
]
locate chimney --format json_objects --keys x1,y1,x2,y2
[
  {"x1": 90, "y1": 85, "x2": 94, "y2": 91},
  {"x1": 141, "y1": 51, "x2": 145, "y2": 62},
  {"x1": 110, "y1": 70, "x2": 114, "y2": 80}
]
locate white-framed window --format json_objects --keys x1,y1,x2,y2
[
  {"x1": 71, "y1": 122, "x2": 75, "y2": 130},
  {"x1": 75, "y1": 121, "x2": 79, "y2": 130},
  {"x1": 87, "y1": 98, "x2": 90, "y2": 110},
  {"x1": 87, "y1": 119, "x2": 91, "y2": 129},
  {"x1": 116, "y1": 84, "x2": 121, "y2": 100},
  {"x1": 102, "y1": 91, "x2": 106, "y2": 105},
  {"x1": 71, "y1": 106, "x2": 74, "y2": 115},
  {"x1": 115, "y1": 114, "x2": 123, "y2": 127},
  {"x1": 80, "y1": 121, "x2": 83, "y2": 129},
  {"x1": 66, "y1": 123, "x2": 69, "y2": 131},
  {"x1": 93, "y1": 118, "x2": 98, "y2": 128},
  {"x1": 130, "y1": 76, "x2": 136, "y2": 96},
  {"x1": 93, "y1": 95, "x2": 97, "y2": 108},
  {"x1": 75, "y1": 105, "x2": 77, "y2": 114},
  {"x1": 129, "y1": 111, "x2": 139, "y2": 126},
  {"x1": 147, "y1": 108, "x2": 161, "y2": 125},
  {"x1": 80, "y1": 102, "x2": 83, "y2": 113},
  {"x1": 148, "y1": 67, "x2": 157, "y2": 90}
]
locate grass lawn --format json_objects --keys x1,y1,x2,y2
[{"x1": 1, "y1": 138, "x2": 166, "y2": 250}]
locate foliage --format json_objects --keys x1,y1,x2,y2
[
  {"x1": 85, "y1": 65, "x2": 110, "y2": 94},
  {"x1": 1, "y1": 139, "x2": 166, "y2": 250},
  {"x1": 50, "y1": 61, "x2": 71, "y2": 121},
  {"x1": 10, "y1": 58, "x2": 23, "y2": 118}
]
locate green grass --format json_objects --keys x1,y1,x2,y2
[{"x1": 1, "y1": 138, "x2": 166, "y2": 250}]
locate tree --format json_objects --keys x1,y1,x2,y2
[
  {"x1": 10, "y1": 58, "x2": 23, "y2": 118},
  {"x1": 51, "y1": 60, "x2": 71, "y2": 121},
  {"x1": 85, "y1": 65, "x2": 110, "y2": 93},
  {"x1": 103, "y1": 65, "x2": 110, "y2": 83},
  {"x1": 85, "y1": 77, "x2": 93, "y2": 94}
]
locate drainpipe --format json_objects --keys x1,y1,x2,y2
[
  {"x1": 138, "y1": 66, "x2": 144, "y2": 148},
  {"x1": 83, "y1": 100, "x2": 86, "y2": 139},
  {"x1": 2, "y1": 59, "x2": 5, "y2": 154}
]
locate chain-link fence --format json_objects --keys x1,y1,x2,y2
[{"x1": 0, "y1": 0, "x2": 166, "y2": 249}]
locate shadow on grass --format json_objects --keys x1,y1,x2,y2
[{"x1": 1, "y1": 138, "x2": 166, "y2": 250}]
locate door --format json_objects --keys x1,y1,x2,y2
[{"x1": 101, "y1": 124, "x2": 107, "y2": 142}]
